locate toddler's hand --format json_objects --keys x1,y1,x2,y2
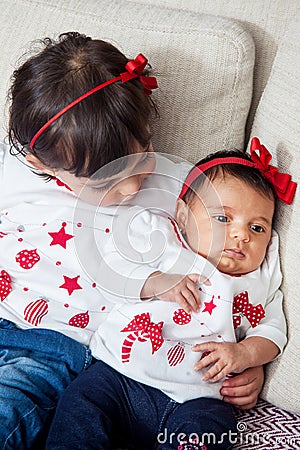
[
  {"x1": 141, "y1": 272, "x2": 209, "y2": 313},
  {"x1": 192, "y1": 341, "x2": 249, "y2": 382}
]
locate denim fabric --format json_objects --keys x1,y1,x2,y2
[
  {"x1": 0, "y1": 318, "x2": 92, "y2": 449},
  {"x1": 47, "y1": 360, "x2": 236, "y2": 450}
]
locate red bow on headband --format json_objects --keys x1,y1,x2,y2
[
  {"x1": 121, "y1": 53, "x2": 158, "y2": 96},
  {"x1": 121, "y1": 312, "x2": 164, "y2": 353},
  {"x1": 250, "y1": 137, "x2": 297, "y2": 204},
  {"x1": 29, "y1": 53, "x2": 158, "y2": 149}
]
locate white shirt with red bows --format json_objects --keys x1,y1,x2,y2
[
  {"x1": 90, "y1": 207, "x2": 287, "y2": 402},
  {"x1": 0, "y1": 143, "x2": 190, "y2": 345}
]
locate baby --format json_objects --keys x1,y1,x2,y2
[{"x1": 46, "y1": 138, "x2": 296, "y2": 450}]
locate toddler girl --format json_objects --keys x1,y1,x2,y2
[{"x1": 0, "y1": 31, "x2": 160, "y2": 448}]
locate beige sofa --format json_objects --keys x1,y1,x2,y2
[{"x1": 0, "y1": 0, "x2": 299, "y2": 446}]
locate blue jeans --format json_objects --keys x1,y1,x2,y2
[
  {"x1": 0, "y1": 318, "x2": 92, "y2": 449},
  {"x1": 47, "y1": 360, "x2": 236, "y2": 450}
]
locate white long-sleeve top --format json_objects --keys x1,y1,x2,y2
[
  {"x1": 0, "y1": 143, "x2": 190, "y2": 345},
  {"x1": 90, "y1": 207, "x2": 287, "y2": 403}
]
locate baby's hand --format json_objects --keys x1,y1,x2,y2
[
  {"x1": 192, "y1": 342, "x2": 249, "y2": 382},
  {"x1": 141, "y1": 272, "x2": 209, "y2": 313}
]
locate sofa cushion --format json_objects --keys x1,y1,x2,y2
[
  {"x1": 133, "y1": 0, "x2": 300, "y2": 139},
  {"x1": 250, "y1": 11, "x2": 300, "y2": 414},
  {"x1": 0, "y1": 0, "x2": 254, "y2": 163}
]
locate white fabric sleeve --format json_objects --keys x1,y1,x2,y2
[
  {"x1": 134, "y1": 154, "x2": 192, "y2": 217},
  {"x1": 93, "y1": 155, "x2": 193, "y2": 304},
  {"x1": 244, "y1": 289, "x2": 287, "y2": 354},
  {"x1": 95, "y1": 206, "x2": 202, "y2": 303},
  {"x1": 244, "y1": 231, "x2": 287, "y2": 354}
]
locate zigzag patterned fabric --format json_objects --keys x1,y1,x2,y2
[{"x1": 233, "y1": 399, "x2": 300, "y2": 449}]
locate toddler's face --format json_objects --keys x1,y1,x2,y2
[
  {"x1": 56, "y1": 143, "x2": 155, "y2": 206},
  {"x1": 176, "y1": 174, "x2": 275, "y2": 275}
]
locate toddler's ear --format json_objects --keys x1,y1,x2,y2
[
  {"x1": 25, "y1": 153, "x2": 56, "y2": 177},
  {"x1": 175, "y1": 198, "x2": 189, "y2": 232}
]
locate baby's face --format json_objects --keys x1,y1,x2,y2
[{"x1": 176, "y1": 174, "x2": 275, "y2": 275}]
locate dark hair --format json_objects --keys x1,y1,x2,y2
[
  {"x1": 8, "y1": 32, "x2": 157, "y2": 179},
  {"x1": 182, "y1": 149, "x2": 276, "y2": 205}
]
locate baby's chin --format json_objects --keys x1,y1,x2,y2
[
  {"x1": 215, "y1": 256, "x2": 247, "y2": 276},
  {"x1": 216, "y1": 256, "x2": 260, "y2": 276},
  {"x1": 200, "y1": 249, "x2": 262, "y2": 276}
]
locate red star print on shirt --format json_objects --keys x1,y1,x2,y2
[
  {"x1": 202, "y1": 296, "x2": 217, "y2": 315},
  {"x1": 48, "y1": 223, "x2": 74, "y2": 249},
  {"x1": 59, "y1": 275, "x2": 82, "y2": 295}
]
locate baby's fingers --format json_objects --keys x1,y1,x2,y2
[
  {"x1": 202, "y1": 361, "x2": 229, "y2": 382},
  {"x1": 194, "y1": 352, "x2": 228, "y2": 382},
  {"x1": 180, "y1": 288, "x2": 199, "y2": 313},
  {"x1": 194, "y1": 348, "x2": 215, "y2": 371},
  {"x1": 184, "y1": 283, "x2": 201, "y2": 312},
  {"x1": 175, "y1": 293, "x2": 194, "y2": 314}
]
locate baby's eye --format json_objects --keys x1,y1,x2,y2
[
  {"x1": 250, "y1": 224, "x2": 265, "y2": 233},
  {"x1": 214, "y1": 215, "x2": 229, "y2": 223}
]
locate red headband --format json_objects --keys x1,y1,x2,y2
[
  {"x1": 29, "y1": 53, "x2": 158, "y2": 150},
  {"x1": 178, "y1": 137, "x2": 297, "y2": 204}
]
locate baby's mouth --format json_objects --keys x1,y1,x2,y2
[{"x1": 223, "y1": 248, "x2": 246, "y2": 260}]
